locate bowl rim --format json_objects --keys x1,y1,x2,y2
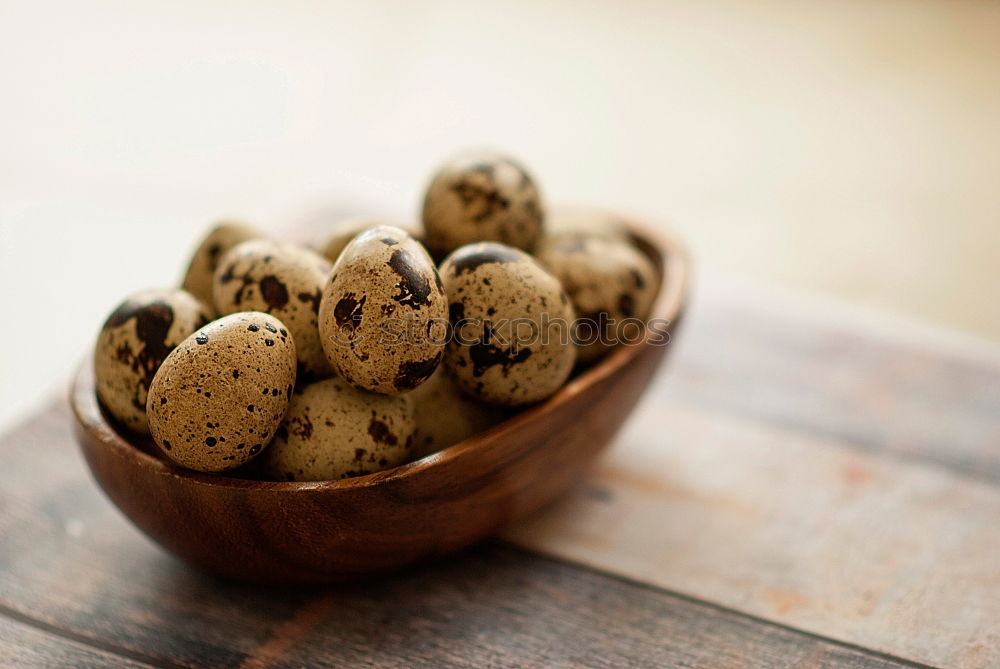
[{"x1": 71, "y1": 218, "x2": 690, "y2": 493}]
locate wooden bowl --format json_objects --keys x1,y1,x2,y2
[{"x1": 70, "y1": 222, "x2": 689, "y2": 584}]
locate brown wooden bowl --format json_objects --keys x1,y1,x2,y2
[{"x1": 70, "y1": 222, "x2": 689, "y2": 584}]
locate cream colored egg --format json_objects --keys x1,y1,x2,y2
[
  {"x1": 318, "y1": 226, "x2": 447, "y2": 394},
  {"x1": 422, "y1": 150, "x2": 543, "y2": 257},
  {"x1": 213, "y1": 240, "x2": 332, "y2": 379},
  {"x1": 146, "y1": 312, "x2": 297, "y2": 472},
  {"x1": 440, "y1": 242, "x2": 577, "y2": 406},
  {"x1": 320, "y1": 217, "x2": 421, "y2": 265},
  {"x1": 94, "y1": 289, "x2": 211, "y2": 433},
  {"x1": 409, "y1": 367, "x2": 505, "y2": 459},
  {"x1": 537, "y1": 233, "x2": 658, "y2": 362},
  {"x1": 260, "y1": 376, "x2": 416, "y2": 481},
  {"x1": 181, "y1": 221, "x2": 261, "y2": 307}
]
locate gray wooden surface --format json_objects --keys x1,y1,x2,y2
[{"x1": 2, "y1": 279, "x2": 997, "y2": 667}]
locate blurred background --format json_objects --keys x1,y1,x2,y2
[{"x1": 1, "y1": 0, "x2": 998, "y2": 431}]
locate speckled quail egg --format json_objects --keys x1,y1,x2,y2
[
  {"x1": 320, "y1": 217, "x2": 421, "y2": 265},
  {"x1": 409, "y1": 367, "x2": 506, "y2": 459},
  {"x1": 318, "y1": 226, "x2": 448, "y2": 394},
  {"x1": 181, "y1": 221, "x2": 262, "y2": 308},
  {"x1": 545, "y1": 205, "x2": 631, "y2": 243},
  {"x1": 537, "y1": 233, "x2": 658, "y2": 362},
  {"x1": 213, "y1": 240, "x2": 332, "y2": 379},
  {"x1": 422, "y1": 150, "x2": 544, "y2": 257},
  {"x1": 440, "y1": 242, "x2": 577, "y2": 406},
  {"x1": 259, "y1": 376, "x2": 416, "y2": 481},
  {"x1": 94, "y1": 289, "x2": 211, "y2": 433},
  {"x1": 146, "y1": 312, "x2": 297, "y2": 472}
]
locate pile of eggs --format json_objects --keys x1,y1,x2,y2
[{"x1": 93, "y1": 150, "x2": 658, "y2": 481}]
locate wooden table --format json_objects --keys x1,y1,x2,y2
[{"x1": 2, "y1": 275, "x2": 998, "y2": 668}]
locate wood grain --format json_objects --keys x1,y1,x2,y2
[
  {"x1": 505, "y1": 374, "x2": 1000, "y2": 667},
  {"x1": 0, "y1": 616, "x2": 155, "y2": 669},
  {"x1": 0, "y1": 403, "x2": 922, "y2": 668},
  {"x1": 664, "y1": 277, "x2": 1000, "y2": 480}
]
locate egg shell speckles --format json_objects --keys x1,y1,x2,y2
[
  {"x1": 321, "y1": 217, "x2": 421, "y2": 265},
  {"x1": 409, "y1": 367, "x2": 506, "y2": 459},
  {"x1": 440, "y1": 242, "x2": 577, "y2": 406},
  {"x1": 259, "y1": 376, "x2": 416, "y2": 481},
  {"x1": 422, "y1": 150, "x2": 544, "y2": 257},
  {"x1": 537, "y1": 233, "x2": 658, "y2": 363},
  {"x1": 146, "y1": 312, "x2": 297, "y2": 473},
  {"x1": 181, "y1": 221, "x2": 261, "y2": 308},
  {"x1": 213, "y1": 240, "x2": 332, "y2": 380},
  {"x1": 318, "y1": 226, "x2": 447, "y2": 395},
  {"x1": 94, "y1": 289, "x2": 211, "y2": 434}
]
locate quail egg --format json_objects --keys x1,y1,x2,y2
[
  {"x1": 409, "y1": 367, "x2": 505, "y2": 459},
  {"x1": 213, "y1": 240, "x2": 332, "y2": 379},
  {"x1": 318, "y1": 226, "x2": 447, "y2": 394},
  {"x1": 181, "y1": 221, "x2": 261, "y2": 307},
  {"x1": 146, "y1": 312, "x2": 297, "y2": 472},
  {"x1": 537, "y1": 233, "x2": 657, "y2": 362},
  {"x1": 321, "y1": 217, "x2": 421, "y2": 265},
  {"x1": 259, "y1": 376, "x2": 416, "y2": 481},
  {"x1": 422, "y1": 150, "x2": 543, "y2": 257},
  {"x1": 545, "y1": 205, "x2": 631, "y2": 242},
  {"x1": 94, "y1": 289, "x2": 211, "y2": 433},
  {"x1": 440, "y1": 242, "x2": 577, "y2": 405}
]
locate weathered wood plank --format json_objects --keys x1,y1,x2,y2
[
  {"x1": 0, "y1": 615, "x2": 155, "y2": 668},
  {"x1": 666, "y1": 277, "x2": 1000, "y2": 480},
  {"x1": 0, "y1": 403, "x2": 922, "y2": 669},
  {"x1": 504, "y1": 398, "x2": 1000, "y2": 669},
  {"x1": 261, "y1": 544, "x2": 929, "y2": 669}
]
